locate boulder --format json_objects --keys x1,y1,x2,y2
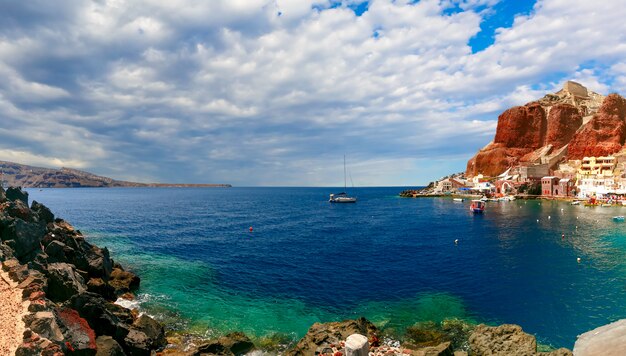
[
  {"x1": 85, "y1": 245, "x2": 113, "y2": 280},
  {"x1": 6, "y1": 186, "x2": 28, "y2": 204},
  {"x1": 45, "y1": 240, "x2": 75, "y2": 264},
  {"x1": 287, "y1": 318, "x2": 377, "y2": 356},
  {"x1": 31, "y1": 200, "x2": 55, "y2": 225},
  {"x1": 47, "y1": 262, "x2": 87, "y2": 302},
  {"x1": 468, "y1": 324, "x2": 536, "y2": 356},
  {"x1": 123, "y1": 329, "x2": 152, "y2": 356},
  {"x1": 108, "y1": 268, "x2": 140, "y2": 295},
  {"x1": 2, "y1": 218, "x2": 46, "y2": 261},
  {"x1": 96, "y1": 335, "x2": 126, "y2": 356},
  {"x1": 57, "y1": 307, "x2": 98, "y2": 355},
  {"x1": 133, "y1": 314, "x2": 167, "y2": 349},
  {"x1": 68, "y1": 292, "x2": 131, "y2": 343},
  {"x1": 573, "y1": 318, "x2": 626, "y2": 356},
  {"x1": 3, "y1": 199, "x2": 36, "y2": 222},
  {"x1": 540, "y1": 348, "x2": 573, "y2": 356},
  {"x1": 568, "y1": 93, "x2": 626, "y2": 159},
  {"x1": 87, "y1": 277, "x2": 116, "y2": 300},
  {"x1": 28, "y1": 311, "x2": 65, "y2": 343},
  {"x1": 195, "y1": 332, "x2": 255, "y2": 356},
  {"x1": 0, "y1": 242, "x2": 13, "y2": 261},
  {"x1": 409, "y1": 342, "x2": 453, "y2": 356}
]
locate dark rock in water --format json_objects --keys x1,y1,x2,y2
[
  {"x1": 195, "y1": 332, "x2": 255, "y2": 356},
  {"x1": 469, "y1": 324, "x2": 537, "y2": 356},
  {"x1": 133, "y1": 314, "x2": 167, "y2": 349},
  {"x1": 69, "y1": 292, "x2": 131, "y2": 343},
  {"x1": 87, "y1": 277, "x2": 116, "y2": 300},
  {"x1": 47, "y1": 262, "x2": 87, "y2": 302},
  {"x1": 287, "y1": 317, "x2": 377, "y2": 356},
  {"x1": 2, "y1": 218, "x2": 46, "y2": 261},
  {"x1": 108, "y1": 268, "x2": 140, "y2": 295},
  {"x1": 57, "y1": 307, "x2": 98, "y2": 355},
  {"x1": 96, "y1": 335, "x2": 127, "y2": 356},
  {"x1": 6, "y1": 186, "x2": 28, "y2": 204},
  {"x1": 31, "y1": 200, "x2": 55, "y2": 224}
]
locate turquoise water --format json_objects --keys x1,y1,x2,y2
[{"x1": 26, "y1": 187, "x2": 626, "y2": 348}]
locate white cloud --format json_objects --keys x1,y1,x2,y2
[{"x1": 1, "y1": 0, "x2": 626, "y2": 185}]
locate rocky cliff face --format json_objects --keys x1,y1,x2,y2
[
  {"x1": 466, "y1": 81, "x2": 625, "y2": 177},
  {"x1": 0, "y1": 161, "x2": 231, "y2": 188}
]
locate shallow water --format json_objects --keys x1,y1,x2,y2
[{"x1": 26, "y1": 187, "x2": 626, "y2": 348}]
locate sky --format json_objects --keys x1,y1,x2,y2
[{"x1": 1, "y1": 0, "x2": 626, "y2": 186}]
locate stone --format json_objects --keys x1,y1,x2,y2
[
  {"x1": 453, "y1": 351, "x2": 468, "y2": 356},
  {"x1": 468, "y1": 324, "x2": 536, "y2": 356},
  {"x1": 96, "y1": 335, "x2": 126, "y2": 356},
  {"x1": 195, "y1": 332, "x2": 255, "y2": 356},
  {"x1": 287, "y1": 318, "x2": 377, "y2": 356},
  {"x1": 6, "y1": 186, "x2": 28, "y2": 204},
  {"x1": 540, "y1": 348, "x2": 573, "y2": 356},
  {"x1": 85, "y1": 245, "x2": 113, "y2": 280},
  {"x1": 45, "y1": 240, "x2": 74, "y2": 263},
  {"x1": 2, "y1": 218, "x2": 46, "y2": 261},
  {"x1": 69, "y1": 292, "x2": 131, "y2": 344},
  {"x1": 345, "y1": 334, "x2": 369, "y2": 356},
  {"x1": 46, "y1": 262, "x2": 87, "y2": 302},
  {"x1": 31, "y1": 200, "x2": 55, "y2": 224},
  {"x1": 132, "y1": 314, "x2": 167, "y2": 349},
  {"x1": 568, "y1": 93, "x2": 626, "y2": 159},
  {"x1": 57, "y1": 307, "x2": 98, "y2": 355},
  {"x1": 409, "y1": 342, "x2": 453, "y2": 356},
  {"x1": 573, "y1": 318, "x2": 626, "y2": 356},
  {"x1": 108, "y1": 268, "x2": 140, "y2": 295},
  {"x1": 87, "y1": 277, "x2": 116, "y2": 300},
  {"x1": 0, "y1": 242, "x2": 13, "y2": 261},
  {"x1": 28, "y1": 311, "x2": 65, "y2": 343},
  {"x1": 123, "y1": 329, "x2": 152, "y2": 356}
]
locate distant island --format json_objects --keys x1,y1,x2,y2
[{"x1": 0, "y1": 160, "x2": 231, "y2": 188}]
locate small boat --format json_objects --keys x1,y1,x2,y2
[
  {"x1": 329, "y1": 192, "x2": 356, "y2": 203},
  {"x1": 571, "y1": 201, "x2": 581, "y2": 205},
  {"x1": 329, "y1": 155, "x2": 356, "y2": 203},
  {"x1": 453, "y1": 198, "x2": 464, "y2": 202},
  {"x1": 602, "y1": 203, "x2": 612, "y2": 207},
  {"x1": 470, "y1": 200, "x2": 485, "y2": 213},
  {"x1": 613, "y1": 216, "x2": 625, "y2": 221}
]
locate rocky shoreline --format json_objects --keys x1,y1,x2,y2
[{"x1": 0, "y1": 185, "x2": 608, "y2": 355}]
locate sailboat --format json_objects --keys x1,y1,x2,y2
[{"x1": 329, "y1": 156, "x2": 357, "y2": 203}]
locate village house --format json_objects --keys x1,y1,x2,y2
[{"x1": 541, "y1": 176, "x2": 560, "y2": 196}]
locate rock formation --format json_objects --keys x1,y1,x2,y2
[
  {"x1": 0, "y1": 186, "x2": 166, "y2": 355},
  {"x1": 0, "y1": 160, "x2": 231, "y2": 188},
  {"x1": 466, "y1": 81, "x2": 619, "y2": 177}
]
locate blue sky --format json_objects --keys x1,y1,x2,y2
[{"x1": 1, "y1": 0, "x2": 626, "y2": 186}]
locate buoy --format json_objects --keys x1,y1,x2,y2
[
  {"x1": 537, "y1": 219, "x2": 539, "y2": 222},
  {"x1": 576, "y1": 226, "x2": 578, "y2": 229},
  {"x1": 548, "y1": 215, "x2": 551, "y2": 219},
  {"x1": 577, "y1": 257, "x2": 581, "y2": 263},
  {"x1": 454, "y1": 239, "x2": 459, "y2": 245},
  {"x1": 249, "y1": 226, "x2": 253, "y2": 232},
  {"x1": 562, "y1": 234, "x2": 565, "y2": 239}
]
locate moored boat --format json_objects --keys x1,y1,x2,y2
[
  {"x1": 453, "y1": 198, "x2": 464, "y2": 202},
  {"x1": 329, "y1": 192, "x2": 357, "y2": 203},
  {"x1": 613, "y1": 216, "x2": 625, "y2": 221},
  {"x1": 571, "y1": 201, "x2": 581, "y2": 205},
  {"x1": 470, "y1": 200, "x2": 485, "y2": 213}
]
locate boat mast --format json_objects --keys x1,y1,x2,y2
[{"x1": 344, "y1": 155, "x2": 347, "y2": 191}]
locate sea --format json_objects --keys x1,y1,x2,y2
[{"x1": 25, "y1": 187, "x2": 626, "y2": 349}]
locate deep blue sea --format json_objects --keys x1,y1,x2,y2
[{"x1": 25, "y1": 187, "x2": 626, "y2": 349}]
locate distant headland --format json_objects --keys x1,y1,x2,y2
[{"x1": 0, "y1": 160, "x2": 231, "y2": 188}]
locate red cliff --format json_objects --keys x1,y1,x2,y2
[
  {"x1": 466, "y1": 81, "x2": 616, "y2": 177},
  {"x1": 567, "y1": 94, "x2": 626, "y2": 159}
]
